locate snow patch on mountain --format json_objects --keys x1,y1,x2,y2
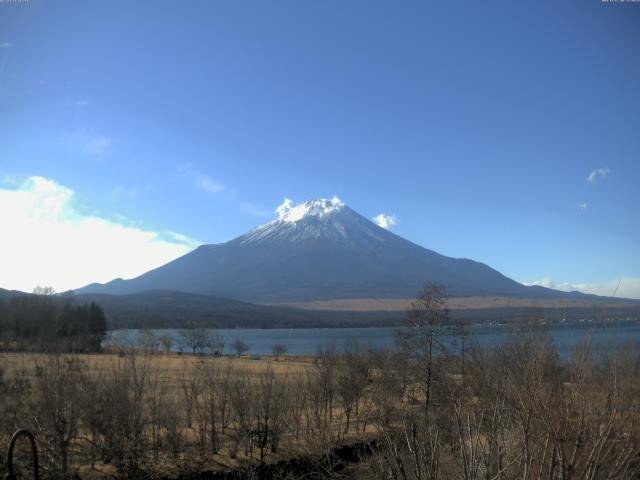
[
  {"x1": 239, "y1": 196, "x2": 388, "y2": 246},
  {"x1": 275, "y1": 197, "x2": 344, "y2": 223}
]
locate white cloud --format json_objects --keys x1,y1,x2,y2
[
  {"x1": 578, "y1": 202, "x2": 588, "y2": 211},
  {"x1": 0, "y1": 176, "x2": 200, "y2": 293},
  {"x1": 525, "y1": 277, "x2": 640, "y2": 300},
  {"x1": 195, "y1": 174, "x2": 224, "y2": 194},
  {"x1": 373, "y1": 213, "x2": 397, "y2": 229},
  {"x1": 0, "y1": 42, "x2": 11, "y2": 48},
  {"x1": 587, "y1": 167, "x2": 610, "y2": 184}
]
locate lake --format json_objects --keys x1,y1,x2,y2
[{"x1": 107, "y1": 322, "x2": 640, "y2": 357}]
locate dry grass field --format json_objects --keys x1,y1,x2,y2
[
  {"x1": 0, "y1": 348, "x2": 381, "y2": 479},
  {"x1": 1, "y1": 351, "x2": 314, "y2": 380},
  {"x1": 0, "y1": 350, "x2": 318, "y2": 421},
  {"x1": 276, "y1": 296, "x2": 638, "y2": 311}
]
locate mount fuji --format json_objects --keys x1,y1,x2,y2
[{"x1": 76, "y1": 197, "x2": 590, "y2": 303}]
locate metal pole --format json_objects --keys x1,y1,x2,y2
[{"x1": 5, "y1": 429, "x2": 39, "y2": 480}]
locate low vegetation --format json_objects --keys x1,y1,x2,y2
[{"x1": 0, "y1": 285, "x2": 639, "y2": 479}]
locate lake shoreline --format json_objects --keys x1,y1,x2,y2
[{"x1": 106, "y1": 320, "x2": 640, "y2": 357}]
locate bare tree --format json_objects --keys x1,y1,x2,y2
[
  {"x1": 251, "y1": 366, "x2": 287, "y2": 463},
  {"x1": 29, "y1": 355, "x2": 86, "y2": 477},
  {"x1": 272, "y1": 343, "x2": 288, "y2": 360},
  {"x1": 396, "y1": 282, "x2": 448, "y2": 414},
  {"x1": 210, "y1": 330, "x2": 226, "y2": 356},
  {"x1": 179, "y1": 360, "x2": 201, "y2": 428},
  {"x1": 193, "y1": 356, "x2": 224, "y2": 454},
  {"x1": 137, "y1": 329, "x2": 159, "y2": 354},
  {"x1": 32, "y1": 285, "x2": 56, "y2": 296},
  {"x1": 145, "y1": 365, "x2": 166, "y2": 462},
  {"x1": 336, "y1": 339, "x2": 371, "y2": 434},
  {"x1": 229, "y1": 371, "x2": 252, "y2": 458},
  {"x1": 85, "y1": 348, "x2": 153, "y2": 479},
  {"x1": 161, "y1": 396, "x2": 185, "y2": 459},
  {"x1": 159, "y1": 334, "x2": 173, "y2": 355},
  {"x1": 216, "y1": 358, "x2": 235, "y2": 434},
  {"x1": 306, "y1": 345, "x2": 339, "y2": 446},
  {"x1": 179, "y1": 324, "x2": 211, "y2": 354},
  {"x1": 232, "y1": 338, "x2": 250, "y2": 357},
  {"x1": 286, "y1": 373, "x2": 308, "y2": 440}
]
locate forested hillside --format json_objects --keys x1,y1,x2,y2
[{"x1": 0, "y1": 293, "x2": 107, "y2": 352}]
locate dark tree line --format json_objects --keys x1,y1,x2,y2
[{"x1": 0, "y1": 293, "x2": 107, "y2": 352}]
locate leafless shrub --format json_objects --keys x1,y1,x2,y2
[
  {"x1": 232, "y1": 338, "x2": 250, "y2": 357},
  {"x1": 28, "y1": 355, "x2": 87, "y2": 478},
  {"x1": 336, "y1": 339, "x2": 371, "y2": 435},
  {"x1": 179, "y1": 325, "x2": 212, "y2": 355},
  {"x1": 86, "y1": 349, "x2": 153, "y2": 478},
  {"x1": 272, "y1": 343, "x2": 288, "y2": 360}
]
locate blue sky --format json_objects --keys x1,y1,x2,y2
[{"x1": 0, "y1": 0, "x2": 639, "y2": 296}]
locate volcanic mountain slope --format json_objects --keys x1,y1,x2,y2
[{"x1": 77, "y1": 198, "x2": 594, "y2": 303}]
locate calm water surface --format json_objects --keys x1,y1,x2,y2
[{"x1": 108, "y1": 323, "x2": 640, "y2": 357}]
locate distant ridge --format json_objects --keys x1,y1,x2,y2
[
  {"x1": 2, "y1": 287, "x2": 639, "y2": 330},
  {"x1": 72, "y1": 290, "x2": 640, "y2": 329},
  {"x1": 73, "y1": 289, "x2": 401, "y2": 329}
]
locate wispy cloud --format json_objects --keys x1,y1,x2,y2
[
  {"x1": 1, "y1": 175, "x2": 17, "y2": 185},
  {"x1": 195, "y1": 174, "x2": 225, "y2": 194},
  {"x1": 0, "y1": 42, "x2": 11, "y2": 49},
  {"x1": 176, "y1": 163, "x2": 271, "y2": 218},
  {"x1": 587, "y1": 167, "x2": 610, "y2": 184},
  {"x1": 240, "y1": 201, "x2": 271, "y2": 218},
  {"x1": 525, "y1": 276, "x2": 640, "y2": 300},
  {"x1": 373, "y1": 213, "x2": 397, "y2": 229},
  {"x1": 85, "y1": 135, "x2": 112, "y2": 156},
  {"x1": 177, "y1": 163, "x2": 226, "y2": 195},
  {"x1": 0, "y1": 176, "x2": 200, "y2": 292},
  {"x1": 165, "y1": 230, "x2": 201, "y2": 249},
  {"x1": 60, "y1": 129, "x2": 113, "y2": 157},
  {"x1": 578, "y1": 202, "x2": 588, "y2": 211},
  {"x1": 108, "y1": 185, "x2": 149, "y2": 201}
]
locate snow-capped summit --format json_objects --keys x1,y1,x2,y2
[
  {"x1": 239, "y1": 197, "x2": 386, "y2": 245},
  {"x1": 275, "y1": 197, "x2": 345, "y2": 223}
]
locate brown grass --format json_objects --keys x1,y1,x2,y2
[
  {"x1": 271, "y1": 296, "x2": 636, "y2": 311},
  {"x1": 0, "y1": 351, "x2": 314, "y2": 382},
  {"x1": 0, "y1": 350, "x2": 376, "y2": 478}
]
